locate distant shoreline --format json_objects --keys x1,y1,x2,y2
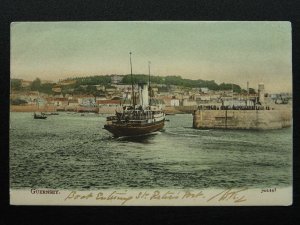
[
  {"x1": 10, "y1": 105, "x2": 57, "y2": 112},
  {"x1": 10, "y1": 105, "x2": 196, "y2": 114},
  {"x1": 10, "y1": 104, "x2": 291, "y2": 114}
]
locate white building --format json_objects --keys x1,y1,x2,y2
[
  {"x1": 170, "y1": 98, "x2": 180, "y2": 106},
  {"x1": 200, "y1": 87, "x2": 209, "y2": 93},
  {"x1": 111, "y1": 75, "x2": 123, "y2": 84}
]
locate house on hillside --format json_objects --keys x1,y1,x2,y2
[
  {"x1": 97, "y1": 99, "x2": 127, "y2": 114},
  {"x1": 68, "y1": 99, "x2": 79, "y2": 107},
  {"x1": 52, "y1": 87, "x2": 62, "y2": 93},
  {"x1": 105, "y1": 87, "x2": 118, "y2": 95},
  {"x1": 53, "y1": 97, "x2": 68, "y2": 106},
  {"x1": 122, "y1": 92, "x2": 132, "y2": 100},
  {"x1": 95, "y1": 85, "x2": 105, "y2": 91},
  {"x1": 78, "y1": 95, "x2": 96, "y2": 106},
  {"x1": 58, "y1": 80, "x2": 76, "y2": 86},
  {"x1": 21, "y1": 80, "x2": 32, "y2": 88},
  {"x1": 111, "y1": 75, "x2": 123, "y2": 84},
  {"x1": 95, "y1": 95, "x2": 107, "y2": 101},
  {"x1": 200, "y1": 87, "x2": 209, "y2": 93},
  {"x1": 157, "y1": 96, "x2": 172, "y2": 106},
  {"x1": 97, "y1": 99, "x2": 121, "y2": 107},
  {"x1": 182, "y1": 98, "x2": 197, "y2": 107},
  {"x1": 170, "y1": 97, "x2": 180, "y2": 107}
]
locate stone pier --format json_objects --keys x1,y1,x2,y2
[{"x1": 193, "y1": 109, "x2": 292, "y2": 130}]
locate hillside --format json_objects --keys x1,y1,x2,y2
[{"x1": 11, "y1": 74, "x2": 255, "y2": 95}]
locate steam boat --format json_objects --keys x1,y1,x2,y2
[
  {"x1": 104, "y1": 53, "x2": 165, "y2": 137},
  {"x1": 33, "y1": 112, "x2": 47, "y2": 119}
]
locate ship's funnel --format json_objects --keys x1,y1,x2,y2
[{"x1": 138, "y1": 82, "x2": 149, "y2": 108}]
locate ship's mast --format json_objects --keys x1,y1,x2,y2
[
  {"x1": 148, "y1": 61, "x2": 151, "y2": 87},
  {"x1": 148, "y1": 61, "x2": 151, "y2": 106},
  {"x1": 129, "y1": 52, "x2": 135, "y2": 107},
  {"x1": 231, "y1": 83, "x2": 234, "y2": 107}
]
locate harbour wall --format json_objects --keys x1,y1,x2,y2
[
  {"x1": 98, "y1": 107, "x2": 117, "y2": 114},
  {"x1": 10, "y1": 105, "x2": 99, "y2": 113},
  {"x1": 165, "y1": 106, "x2": 197, "y2": 114},
  {"x1": 10, "y1": 105, "x2": 57, "y2": 112},
  {"x1": 193, "y1": 109, "x2": 292, "y2": 130}
]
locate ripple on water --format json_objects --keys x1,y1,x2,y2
[{"x1": 10, "y1": 112, "x2": 292, "y2": 189}]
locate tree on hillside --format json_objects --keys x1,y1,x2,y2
[
  {"x1": 73, "y1": 86, "x2": 88, "y2": 95},
  {"x1": 249, "y1": 88, "x2": 256, "y2": 94},
  {"x1": 11, "y1": 79, "x2": 22, "y2": 91},
  {"x1": 202, "y1": 80, "x2": 219, "y2": 90},
  {"x1": 74, "y1": 75, "x2": 111, "y2": 86},
  {"x1": 219, "y1": 83, "x2": 242, "y2": 93},
  {"x1": 164, "y1": 76, "x2": 183, "y2": 85},
  {"x1": 30, "y1": 78, "x2": 41, "y2": 91},
  {"x1": 40, "y1": 83, "x2": 54, "y2": 94},
  {"x1": 86, "y1": 85, "x2": 97, "y2": 95},
  {"x1": 122, "y1": 74, "x2": 149, "y2": 84},
  {"x1": 60, "y1": 74, "x2": 244, "y2": 93}
]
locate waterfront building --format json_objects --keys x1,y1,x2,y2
[
  {"x1": 170, "y1": 98, "x2": 180, "y2": 107},
  {"x1": 182, "y1": 98, "x2": 197, "y2": 106},
  {"x1": 68, "y1": 99, "x2": 79, "y2": 107},
  {"x1": 53, "y1": 97, "x2": 68, "y2": 107}
]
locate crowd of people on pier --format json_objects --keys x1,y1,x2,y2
[{"x1": 197, "y1": 105, "x2": 272, "y2": 110}]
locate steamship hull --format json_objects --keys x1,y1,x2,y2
[{"x1": 104, "y1": 119, "x2": 165, "y2": 137}]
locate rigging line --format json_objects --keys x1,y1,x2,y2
[{"x1": 129, "y1": 52, "x2": 135, "y2": 107}]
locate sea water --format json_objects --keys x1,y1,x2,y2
[{"x1": 9, "y1": 112, "x2": 292, "y2": 190}]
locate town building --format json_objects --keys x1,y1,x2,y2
[{"x1": 111, "y1": 75, "x2": 123, "y2": 84}]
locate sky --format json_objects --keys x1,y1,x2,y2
[{"x1": 11, "y1": 21, "x2": 292, "y2": 93}]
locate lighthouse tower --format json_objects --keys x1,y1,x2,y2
[{"x1": 258, "y1": 83, "x2": 265, "y2": 104}]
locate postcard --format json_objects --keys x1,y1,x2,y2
[{"x1": 10, "y1": 21, "x2": 292, "y2": 206}]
